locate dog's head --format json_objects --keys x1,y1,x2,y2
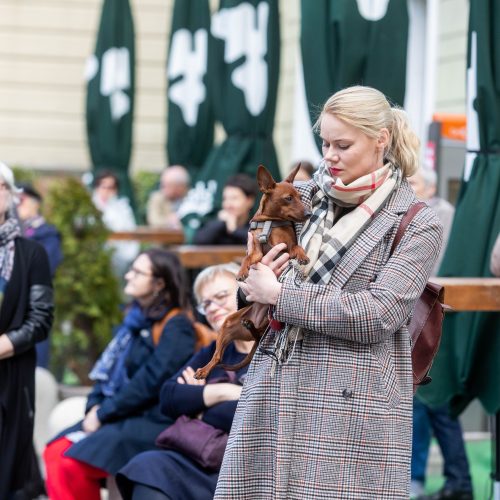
[{"x1": 256, "y1": 164, "x2": 311, "y2": 222}]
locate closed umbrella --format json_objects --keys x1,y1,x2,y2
[
  {"x1": 300, "y1": 0, "x2": 409, "y2": 150},
  {"x1": 178, "y1": 0, "x2": 281, "y2": 241},
  {"x1": 166, "y1": 0, "x2": 214, "y2": 178},
  {"x1": 418, "y1": 0, "x2": 500, "y2": 495},
  {"x1": 85, "y1": 0, "x2": 135, "y2": 203}
]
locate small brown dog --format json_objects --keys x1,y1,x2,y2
[{"x1": 194, "y1": 164, "x2": 310, "y2": 379}]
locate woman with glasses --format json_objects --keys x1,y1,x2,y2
[
  {"x1": 115, "y1": 263, "x2": 252, "y2": 500},
  {"x1": 0, "y1": 162, "x2": 53, "y2": 500},
  {"x1": 44, "y1": 249, "x2": 196, "y2": 500}
]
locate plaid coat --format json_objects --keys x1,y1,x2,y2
[{"x1": 215, "y1": 179, "x2": 443, "y2": 499}]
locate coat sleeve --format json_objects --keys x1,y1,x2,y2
[
  {"x1": 96, "y1": 315, "x2": 195, "y2": 423},
  {"x1": 273, "y1": 208, "x2": 443, "y2": 344},
  {"x1": 6, "y1": 244, "x2": 54, "y2": 354}
]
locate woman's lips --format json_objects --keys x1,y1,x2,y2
[{"x1": 329, "y1": 167, "x2": 342, "y2": 176}]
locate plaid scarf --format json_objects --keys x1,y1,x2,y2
[
  {"x1": 0, "y1": 210, "x2": 21, "y2": 310},
  {"x1": 300, "y1": 162, "x2": 401, "y2": 284}
]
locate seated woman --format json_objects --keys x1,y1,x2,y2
[
  {"x1": 43, "y1": 249, "x2": 196, "y2": 500},
  {"x1": 116, "y1": 263, "x2": 252, "y2": 500},
  {"x1": 193, "y1": 174, "x2": 258, "y2": 245}
]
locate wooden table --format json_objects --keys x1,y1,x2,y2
[
  {"x1": 108, "y1": 226, "x2": 185, "y2": 245},
  {"x1": 433, "y1": 277, "x2": 500, "y2": 312},
  {"x1": 170, "y1": 245, "x2": 246, "y2": 269}
]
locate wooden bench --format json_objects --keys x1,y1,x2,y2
[
  {"x1": 108, "y1": 226, "x2": 185, "y2": 245},
  {"x1": 433, "y1": 277, "x2": 500, "y2": 312},
  {"x1": 170, "y1": 245, "x2": 247, "y2": 269}
]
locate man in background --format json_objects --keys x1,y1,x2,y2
[
  {"x1": 146, "y1": 165, "x2": 190, "y2": 229},
  {"x1": 17, "y1": 183, "x2": 62, "y2": 369},
  {"x1": 408, "y1": 168, "x2": 473, "y2": 500}
]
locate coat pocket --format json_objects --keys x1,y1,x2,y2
[{"x1": 369, "y1": 342, "x2": 401, "y2": 409}]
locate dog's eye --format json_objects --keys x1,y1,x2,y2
[{"x1": 284, "y1": 196, "x2": 293, "y2": 202}]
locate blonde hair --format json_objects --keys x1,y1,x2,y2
[
  {"x1": 315, "y1": 86, "x2": 419, "y2": 177},
  {"x1": 193, "y1": 263, "x2": 240, "y2": 304}
]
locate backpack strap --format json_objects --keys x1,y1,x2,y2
[
  {"x1": 390, "y1": 202, "x2": 427, "y2": 256},
  {"x1": 152, "y1": 307, "x2": 182, "y2": 346}
]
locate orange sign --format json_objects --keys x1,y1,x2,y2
[{"x1": 432, "y1": 113, "x2": 466, "y2": 142}]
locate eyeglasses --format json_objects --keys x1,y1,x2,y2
[
  {"x1": 197, "y1": 290, "x2": 231, "y2": 315},
  {"x1": 128, "y1": 266, "x2": 153, "y2": 278}
]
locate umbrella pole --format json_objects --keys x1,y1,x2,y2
[{"x1": 495, "y1": 412, "x2": 500, "y2": 500}]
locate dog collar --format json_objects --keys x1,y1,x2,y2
[{"x1": 249, "y1": 220, "x2": 293, "y2": 244}]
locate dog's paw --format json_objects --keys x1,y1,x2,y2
[
  {"x1": 298, "y1": 257, "x2": 310, "y2": 265},
  {"x1": 194, "y1": 368, "x2": 208, "y2": 380},
  {"x1": 236, "y1": 272, "x2": 248, "y2": 282}
]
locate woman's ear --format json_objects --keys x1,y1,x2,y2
[
  {"x1": 154, "y1": 278, "x2": 166, "y2": 295},
  {"x1": 377, "y1": 128, "x2": 390, "y2": 151}
]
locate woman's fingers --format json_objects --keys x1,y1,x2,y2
[{"x1": 261, "y1": 243, "x2": 288, "y2": 266}]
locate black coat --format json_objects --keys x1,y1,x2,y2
[
  {"x1": 54, "y1": 313, "x2": 195, "y2": 474},
  {"x1": 0, "y1": 238, "x2": 53, "y2": 499}
]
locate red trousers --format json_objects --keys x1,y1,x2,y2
[{"x1": 43, "y1": 437, "x2": 108, "y2": 500}]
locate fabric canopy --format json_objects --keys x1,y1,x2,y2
[
  {"x1": 419, "y1": 0, "x2": 500, "y2": 416},
  {"x1": 85, "y1": 0, "x2": 135, "y2": 202}
]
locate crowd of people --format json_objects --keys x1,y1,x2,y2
[{"x1": 1, "y1": 85, "x2": 498, "y2": 499}]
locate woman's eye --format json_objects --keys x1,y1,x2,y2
[
  {"x1": 322, "y1": 141, "x2": 329, "y2": 149},
  {"x1": 338, "y1": 144, "x2": 350, "y2": 150}
]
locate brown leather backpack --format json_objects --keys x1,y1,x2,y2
[{"x1": 391, "y1": 202, "x2": 448, "y2": 392}]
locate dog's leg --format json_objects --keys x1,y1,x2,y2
[
  {"x1": 194, "y1": 308, "x2": 254, "y2": 380},
  {"x1": 237, "y1": 240, "x2": 264, "y2": 281},
  {"x1": 221, "y1": 340, "x2": 259, "y2": 372}
]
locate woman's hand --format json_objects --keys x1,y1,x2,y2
[
  {"x1": 177, "y1": 366, "x2": 206, "y2": 386},
  {"x1": 0, "y1": 334, "x2": 14, "y2": 360},
  {"x1": 246, "y1": 233, "x2": 290, "y2": 278},
  {"x1": 202, "y1": 383, "x2": 242, "y2": 407},
  {"x1": 239, "y1": 263, "x2": 281, "y2": 305},
  {"x1": 82, "y1": 405, "x2": 101, "y2": 433}
]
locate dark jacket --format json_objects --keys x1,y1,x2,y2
[
  {"x1": 55, "y1": 313, "x2": 196, "y2": 474},
  {"x1": 0, "y1": 238, "x2": 53, "y2": 499},
  {"x1": 193, "y1": 219, "x2": 249, "y2": 245},
  {"x1": 24, "y1": 221, "x2": 63, "y2": 277}
]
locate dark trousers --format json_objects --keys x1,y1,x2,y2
[{"x1": 412, "y1": 397, "x2": 473, "y2": 491}]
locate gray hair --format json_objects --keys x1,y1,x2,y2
[
  {"x1": 0, "y1": 161, "x2": 21, "y2": 193},
  {"x1": 193, "y1": 262, "x2": 240, "y2": 304}
]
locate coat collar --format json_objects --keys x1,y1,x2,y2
[{"x1": 295, "y1": 178, "x2": 417, "y2": 287}]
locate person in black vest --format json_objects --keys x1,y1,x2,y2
[
  {"x1": 193, "y1": 174, "x2": 258, "y2": 245},
  {"x1": 0, "y1": 161, "x2": 54, "y2": 500},
  {"x1": 17, "y1": 182, "x2": 63, "y2": 369}
]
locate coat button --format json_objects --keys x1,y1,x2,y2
[
  {"x1": 342, "y1": 389, "x2": 353, "y2": 399},
  {"x1": 140, "y1": 329, "x2": 150, "y2": 338}
]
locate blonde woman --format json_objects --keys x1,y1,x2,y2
[{"x1": 215, "y1": 86, "x2": 444, "y2": 499}]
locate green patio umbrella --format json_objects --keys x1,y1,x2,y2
[
  {"x1": 166, "y1": 0, "x2": 214, "y2": 179},
  {"x1": 178, "y1": 0, "x2": 281, "y2": 242},
  {"x1": 418, "y1": 0, "x2": 500, "y2": 417},
  {"x1": 300, "y1": 0, "x2": 408, "y2": 150},
  {"x1": 85, "y1": 0, "x2": 135, "y2": 203}
]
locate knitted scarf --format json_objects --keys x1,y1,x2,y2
[
  {"x1": 89, "y1": 301, "x2": 170, "y2": 396},
  {"x1": 300, "y1": 161, "x2": 401, "y2": 284},
  {"x1": 0, "y1": 210, "x2": 21, "y2": 311}
]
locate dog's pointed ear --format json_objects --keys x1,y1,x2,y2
[
  {"x1": 257, "y1": 165, "x2": 276, "y2": 193},
  {"x1": 285, "y1": 163, "x2": 301, "y2": 184}
]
